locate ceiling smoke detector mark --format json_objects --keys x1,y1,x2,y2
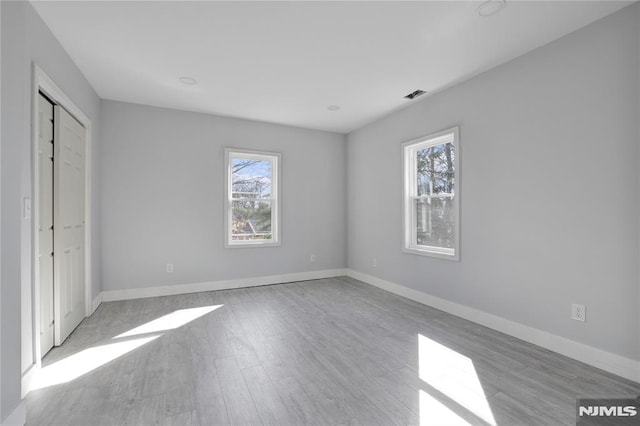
[
  {"x1": 477, "y1": 0, "x2": 506, "y2": 17},
  {"x1": 179, "y1": 76, "x2": 197, "y2": 85},
  {"x1": 327, "y1": 105, "x2": 341, "y2": 111},
  {"x1": 404, "y1": 90, "x2": 427, "y2": 100}
]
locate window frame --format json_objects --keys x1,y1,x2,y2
[
  {"x1": 402, "y1": 126, "x2": 460, "y2": 261},
  {"x1": 224, "y1": 148, "x2": 281, "y2": 248}
]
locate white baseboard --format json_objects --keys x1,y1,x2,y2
[
  {"x1": 20, "y1": 365, "x2": 36, "y2": 399},
  {"x1": 346, "y1": 269, "x2": 640, "y2": 383},
  {"x1": 91, "y1": 292, "x2": 102, "y2": 314},
  {"x1": 100, "y1": 269, "x2": 347, "y2": 302},
  {"x1": 1, "y1": 401, "x2": 26, "y2": 426}
]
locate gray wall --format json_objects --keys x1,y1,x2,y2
[
  {"x1": 347, "y1": 5, "x2": 640, "y2": 361},
  {"x1": 637, "y1": 2, "x2": 640, "y2": 369},
  {"x1": 1, "y1": 1, "x2": 102, "y2": 421},
  {"x1": 1, "y1": 0, "x2": 3, "y2": 419},
  {"x1": 100, "y1": 101, "x2": 346, "y2": 291}
]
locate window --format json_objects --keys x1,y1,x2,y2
[
  {"x1": 403, "y1": 127, "x2": 460, "y2": 260},
  {"x1": 225, "y1": 149, "x2": 281, "y2": 247}
]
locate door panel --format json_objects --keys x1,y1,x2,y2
[
  {"x1": 54, "y1": 105, "x2": 86, "y2": 345},
  {"x1": 38, "y1": 94, "x2": 54, "y2": 356}
]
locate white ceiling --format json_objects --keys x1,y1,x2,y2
[{"x1": 31, "y1": 1, "x2": 630, "y2": 133}]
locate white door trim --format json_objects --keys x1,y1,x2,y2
[{"x1": 28, "y1": 64, "x2": 92, "y2": 389}]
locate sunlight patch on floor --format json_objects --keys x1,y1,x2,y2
[
  {"x1": 419, "y1": 390, "x2": 472, "y2": 426},
  {"x1": 419, "y1": 334, "x2": 496, "y2": 426},
  {"x1": 115, "y1": 304, "x2": 223, "y2": 338},
  {"x1": 32, "y1": 335, "x2": 160, "y2": 390},
  {"x1": 33, "y1": 304, "x2": 223, "y2": 391}
]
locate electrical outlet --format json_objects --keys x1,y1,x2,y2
[
  {"x1": 310, "y1": 254, "x2": 317, "y2": 263},
  {"x1": 166, "y1": 263, "x2": 174, "y2": 273},
  {"x1": 571, "y1": 304, "x2": 586, "y2": 322},
  {"x1": 372, "y1": 258, "x2": 378, "y2": 268}
]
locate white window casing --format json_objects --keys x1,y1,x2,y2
[
  {"x1": 402, "y1": 127, "x2": 460, "y2": 260},
  {"x1": 225, "y1": 148, "x2": 281, "y2": 248}
]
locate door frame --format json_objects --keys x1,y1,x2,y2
[{"x1": 27, "y1": 64, "x2": 93, "y2": 386}]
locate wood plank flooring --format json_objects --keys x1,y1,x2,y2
[{"x1": 26, "y1": 277, "x2": 640, "y2": 425}]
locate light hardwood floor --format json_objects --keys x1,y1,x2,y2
[{"x1": 26, "y1": 277, "x2": 639, "y2": 425}]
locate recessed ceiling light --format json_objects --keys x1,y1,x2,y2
[
  {"x1": 477, "y1": 0, "x2": 506, "y2": 17},
  {"x1": 179, "y1": 76, "x2": 197, "y2": 85},
  {"x1": 327, "y1": 105, "x2": 341, "y2": 111}
]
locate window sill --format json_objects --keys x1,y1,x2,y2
[
  {"x1": 226, "y1": 240, "x2": 281, "y2": 249},
  {"x1": 403, "y1": 246, "x2": 459, "y2": 261}
]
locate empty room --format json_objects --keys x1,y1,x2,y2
[{"x1": 1, "y1": 0, "x2": 639, "y2": 425}]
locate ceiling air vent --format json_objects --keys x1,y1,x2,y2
[{"x1": 404, "y1": 89, "x2": 427, "y2": 100}]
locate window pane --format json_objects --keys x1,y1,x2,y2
[
  {"x1": 231, "y1": 158, "x2": 272, "y2": 198},
  {"x1": 415, "y1": 197, "x2": 455, "y2": 249},
  {"x1": 231, "y1": 199, "x2": 272, "y2": 241},
  {"x1": 416, "y1": 143, "x2": 455, "y2": 196}
]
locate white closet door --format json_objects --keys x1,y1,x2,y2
[
  {"x1": 39, "y1": 94, "x2": 55, "y2": 355},
  {"x1": 54, "y1": 105, "x2": 86, "y2": 345}
]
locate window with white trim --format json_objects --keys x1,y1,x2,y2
[
  {"x1": 225, "y1": 149, "x2": 280, "y2": 247},
  {"x1": 403, "y1": 127, "x2": 460, "y2": 260}
]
